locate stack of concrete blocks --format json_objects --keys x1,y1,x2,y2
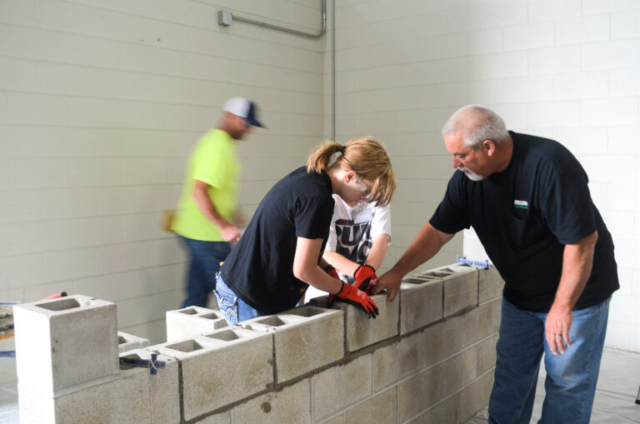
[
  {"x1": 13, "y1": 263, "x2": 505, "y2": 424},
  {"x1": 118, "y1": 331, "x2": 151, "y2": 353},
  {"x1": 165, "y1": 306, "x2": 228, "y2": 341}
]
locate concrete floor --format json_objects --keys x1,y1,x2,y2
[
  {"x1": 1, "y1": 348, "x2": 639, "y2": 423},
  {"x1": 466, "y1": 348, "x2": 640, "y2": 424}
]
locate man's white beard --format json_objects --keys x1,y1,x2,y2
[{"x1": 458, "y1": 167, "x2": 484, "y2": 181}]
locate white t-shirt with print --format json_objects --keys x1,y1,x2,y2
[{"x1": 326, "y1": 194, "x2": 391, "y2": 284}]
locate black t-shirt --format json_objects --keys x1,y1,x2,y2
[
  {"x1": 221, "y1": 166, "x2": 335, "y2": 315},
  {"x1": 430, "y1": 131, "x2": 618, "y2": 312}
]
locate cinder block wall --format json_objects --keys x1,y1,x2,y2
[
  {"x1": 0, "y1": 0, "x2": 325, "y2": 367},
  {"x1": 126, "y1": 264, "x2": 500, "y2": 424},
  {"x1": 328, "y1": 0, "x2": 640, "y2": 353}
]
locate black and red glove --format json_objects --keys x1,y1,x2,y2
[
  {"x1": 335, "y1": 281, "x2": 379, "y2": 319},
  {"x1": 354, "y1": 264, "x2": 378, "y2": 295}
]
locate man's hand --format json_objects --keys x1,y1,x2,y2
[
  {"x1": 545, "y1": 303, "x2": 572, "y2": 355},
  {"x1": 354, "y1": 264, "x2": 377, "y2": 294},
  {"x1": 220, "y1": 225, "x2": 241, "y2": 242},
  {"x1": 336, "y1": 282, "x2": 379, "y2": 319},
  {"x1": 372, "y1": 269, "x2": 403, "y2": 305}
]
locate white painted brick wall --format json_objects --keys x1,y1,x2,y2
[{"x1": 333, "y1": 0, "x2": 640, "y2": 352}]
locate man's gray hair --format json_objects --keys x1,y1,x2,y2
[{"x1": 442, "y1": 105, "x2": 508, "y2": 149}]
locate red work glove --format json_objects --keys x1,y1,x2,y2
[
  {"x1": 354, "y1": 264, "x2": 377, "y2": 295},
  {"x1": 335, "y1": 281, "x2": 379, "y2": 319}
]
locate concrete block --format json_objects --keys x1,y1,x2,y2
[
  {"x1": 13, "y1": 295, "x2": 118, "y2": 394},
  {"x1": 313, "y1": 355, "x2": 373, "y2": 421},
  {"x1": 374, "y1": 332, "x2": 421, "y2": 391},
  {"x1": 156, "y1": 328, "x2": 273, "y2": 420},
  {"x1": 120, "y1": 349, "x2": 180, "y2": 424},
  {"x1": 422, "y1": 265, "x2": 478, "y2": 317},
  {"x1": 476, "y1": 335, "x2": 498, "y2": 376},
  {"x1": 399, "y1": 277, "x2": 443, "y2": 335},
  {"x1": 241, "y1": 306, "x2": 344, "y2": 383},
  {"x1": 459, "y1": 372, "x2": 494, "y2": 423},
  {"x1": 478, "y1": 267, "x2": 504, "y2": 304},
  {"x1": 344, "y1": 387, "x2": 397, "y2": 424},
  {"x1": 421, "y1": 395, "x2": 459, "y2": 424},
  {"x1": 233, "y1": 379, "x2": 311, "y2": 424},
  {"x1": 443, "y1": 348, "x2": 477, "y2": 397},
  {"x1": 461, "y1": 302, "x2": 498, "y2": 349},
  {"x1": 19, "y1": 350, "x2": 179, "y2": 424},
  {"x1": 422, "y1": 316, "x2": 463, "y2": 368},
  {"x1": 165, "y1": 306, "x2": 227, "y2": 341},
  {"x1": 118, "y1": 331, "x2": 150, "y2": 353},
  {"x1": 398, "y1": 364, "x2": 444, "y2": 422},
  {"x1": 337, "y1": 293, "x2": 398, "y2": 352}
]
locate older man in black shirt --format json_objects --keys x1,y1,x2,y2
[{"x1": 376, "y1": 105, "x2": 618, "y2": 424}]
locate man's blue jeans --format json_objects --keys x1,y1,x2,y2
[
  {"x1": 214, "y1": 273, "x2": 260, "y2": 325},
  {"x1": 179, "y1": 236, "x2": 231, "y2": 308},
  {"x1": 489, "y1": 296, "x2": 611, "y2": 424}
]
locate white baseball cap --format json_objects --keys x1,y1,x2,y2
[{"x1": 223, "y1": 97, "x2": 264, "y2": 128}]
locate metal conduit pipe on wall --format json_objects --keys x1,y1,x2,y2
[{"x1": 217, "y1": 0, "x2": 336, "y2": 140}]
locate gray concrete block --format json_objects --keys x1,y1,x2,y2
[
  {"x1": 337, "y1": 293, "x2": 398, "y2": 352},
  {"x1": 421, "y1": 394, "x2": 459, "y2": 424},
  {"x1": 399, "y1": 278, "x2": 443, "y2": 335},
  {"x1": 461, "y1": 302, "x2": 497, "y2": 349},
  {"x1": 398, "y1": 364, "x2": 444, "y2": 422},
  {"x1": 19, "y1": 350, "x2": 179, "y2": 424},
  {"x1": 374, "y1": 332, "x2": 420, "y2": 391},
  {"x1": 165, "y1": 306, "x2": 227, "y2": 341},
  {"x1": 478, "y1": 266, "x2": 504, "y2": 304},
  {"x1": 118, "y1": 331, "x2": 150, "y2": 353},
  {"x1": 14, "y1": 295, "x2": 118, "y2": 394},
  {"x1": 232, "y1": 379, "x2": 311, "y2": 424},
  {"x1": 313, "y1": 354, "x2": 373, "y2": 421},
  {"x1": 443, "y1": 348, "x2": 477, "y2": 397},
  {"x1": 476, "y1": 335, "x2": 498, "y2": 376},
  {"x1": 422, "y1": 265, "x2": 478, "y2": 317},
  {"x1": 459, "y1": 372, "x2": 494, "y2": 423},
  {"x1": 241, "y1": 306, "x2": 344, "y2": 383},
  {"x1": 121, "y1": 349, "x2": 180, "y2": 424},
  {"x1": 156, "y1": 327, "x2": 273, "y2": 421},
  {"x1": 344, "y1": 387, "x2": 397, "y2": 424},
  {"x1": 421, "y1": 315, "x2": 463, "y2": 368}
]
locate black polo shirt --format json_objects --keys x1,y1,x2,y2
[
  {"x1": 430, "y1": 131, "x2": 618, "y2": 312},
  {"x1": 221, "y1": 166, "x2": 334, "y2": 315}
]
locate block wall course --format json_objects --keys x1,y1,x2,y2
[
  {"x1": 232, "y1": 379, "x2": 311, "y2": 424},
  {"x1": 241, "y1": 306, "x2": 344, "y2": 383},
  {"x1": 344, "y1": 387, "x2": 397, "y2": 424},
  {"x1": 399, "y1": 278, "x2": 443, "y2": 335},
  {"x1": 312, "y1": 354, "x2": 373, "y2": 421},
  {"x1": 338, "y1": 293, "x2": 399, "y2": 352},
  {"x1": 155, "y1": 327, "x2": 273, "y2": 421},
  {"x1": 373, "y1": 332, "x2": 421, "y2": 392},
  {"x1": 397, "y1": 364, "x2": 445, "y2": 422}
]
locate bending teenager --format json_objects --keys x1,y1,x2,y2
[{"x1": 216, "y1": 137, "x2": 396, "y2": 324}]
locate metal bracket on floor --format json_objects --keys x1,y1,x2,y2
[
  {"x1": 456, "y1": 255, "x2": 492, "y2": 269},
  {"x1": 119, "y1": 353, "x2": 166, "y2": 375}
]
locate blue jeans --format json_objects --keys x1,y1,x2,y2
[
  {"x1": 179, "y1": 236, "x2": 231, "y2": 308},
  {"x1": 489, "y1": 296, "x2": 611, "y2": 424},
  {"x1": 214, "y1": 273, "x2": 260, "y2": 324}
]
